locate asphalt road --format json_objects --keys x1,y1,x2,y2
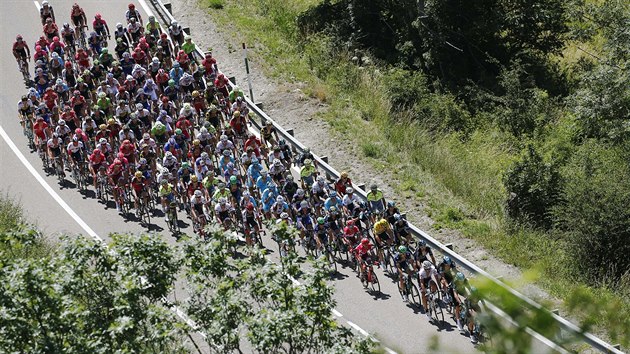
[{"x1": 0, "y1": 1, "x2": 496, "y2": 353}]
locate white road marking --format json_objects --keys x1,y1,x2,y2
[
  {"x1": 332, "y1": 308, "x2": 343, "y2": 317},
  {"x1": 33, "y1": 1, "x2": 40, "y2": 10}
]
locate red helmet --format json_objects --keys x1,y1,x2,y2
[
  {"x1": 53, "y1": 36, "x2": 60, "y2": 42},
  {"x1": 75, "y1": 128, "x2": 83, "y2": 135},
  {"x1": 161, "y1": 96, "x2": 169, "y2": 103},
  {"x1": 65, "y1": 61, "x2": 72, "y2": 68},
  {"x1": 16, "y1": 34, "x2": 23, "y2": 41},
  {"x1": 361, "y1": 238, "x2": 370, "y2": 245},
  {"x1": 128, "y1": 3, "x2": 135, "y2": 9},
  {"x1": 93, "y1": 149, "x2": 102, "y2": 155},
  {"x1": 123, "y1": 139, "x2": 131, "y2": 145},
  {"x1": 346, "y1": 220, "x2": 354, "y2": 226},
  {"x1": 139, "y1": 37, "x2": 146, "y2": 43},
  {"x1": 117, "y1": 152, "x2": 125, "y2": 159},
  {"x1": 160, "y1": 33, "x2": 167, "y2": 38},
  {"x1": 246, "y1": 203, "x2": 254, "y2": 211},
  {"x1": 134, "y1": 47, "x2": 141, "y2": 52},
  {"x1": 35, "y1": 45, "x2": 42, "y2": 51},
  {"x1": 95, "y1": 13, "x2": 102, "y2": 19},
  {"x1": 113, "y1": 158, "x2": 122, "y2": 165},
  {"x1": 73, "y1": 90, "x2": 80, "y2": 95}
]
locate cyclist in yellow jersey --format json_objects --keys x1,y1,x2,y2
[
  {"x1": 159, "y1": 179, "x2": 177, "y2": 214},
  {"x1": 373, "y1": 218, "x2": 394, "y2": 265},
  {"x1": 212, "y1": 182, "x2": 231, "y2": 202}
]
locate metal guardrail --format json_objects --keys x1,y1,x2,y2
[{"x1": 148, "y1": 1, "x2": 624, "y2": 353}]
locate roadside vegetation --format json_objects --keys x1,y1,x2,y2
[
  {"x1": 0, "y1": 195, "x2": 372, "y2": 353},
  {"x1": 203, "y1": 0, "x2": 630, "y2": 346}
]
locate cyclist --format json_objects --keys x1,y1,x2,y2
[
  {"x1": 13, "y1": 35, "x2": 31, "y2": 74},
  {"x1": 300, "y1": 159, "x2": 317, "y2": 190},
  {"x1": 125, "y1": 3, "x2": 143, "y2": 25},
  {"x1": 168, "y1": 20, "x2": 184, "y2": 49},
  {"x1": 324, "y1": 191, "x2": 343, "y2": 213},
  {"x1": 413, "y1": 239, "x2": 437, "y2": 268},
  {"x1": 385, "y1": 201, "x2": 401, "y2": 225},
  {"x1": 392, "y1": 213, "x2": 413, "y2": 245},
  {"x1": 47, "y1": 133, "x2": 65, "y2": 175},
  {"x1": 335, "y1": 171, "x2": 352, "y2": 195},
  {"x1": 270, "y1": 195, "x2": 290, "y2": 220},
  {"x1": 438, "y1": 256, "x2": 463, "y2": 331},
  {"x1": 214, "y1": 197, "x2": 236, "y2": 229},
  {"x1": 241, "y1": 202, "x2": 262, "y2": 246},
  {"x1": 341, "y1": 187, "x2": 361, "y2": 215},
  {"x1": 353, "y1": 237, "x2": 376, "y2": 287},
  {"x1": 40, "y1": 1, "x2": 56, "y2": 25},
  {"x1": 394, "y1": 245, "x2": 414, "y2": 302},
  {"x1": 43, "y1": 17, "x2": 59, "y2": 42},
  {"x1": 146, "y1": 15, "x2": 161, "y2": 37},
  {"x1": 342, "y1": 219, "x2": 360, "y2": 250},
  {"x1": 60, "y1": 23, "x2": 76, "y2": 52},
  {"x1": 158, "y1": 178, "x2": 177, "y2": 214},
  {"x1": 452, "y1": 272, "x2": 481, "y2": 343},
  {"x1": 373, "y1": 217, "x2": 394, "y2": 265},
  {"x1": 66, "y1": 136, "x2": 85, "y2": 173},
  {"x1": 130, "y1": 170, "x2": 149, "y2": 215},
  {"x1": 70, "y1": 3, "x2": 87, "y2": 37},
  {"x1": 190, "y1": 190, "x2": 210, "y2": 235},
  {"x1": 89, "y1": 148, "x2": 107, "y2": 188},
  {"x1": 282, "y1": 175, "x2": 299, "y2": 203},
  {"x1": 419, "y1": 260, "x2": 440, "y2": 320},
  {"x1": 366, "y1": 184, "x2": 386, "y2": 221},
  {"x1": 92, "y1": 14, "x2": 111, "y2": 43}
]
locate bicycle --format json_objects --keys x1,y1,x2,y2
[
  {"x1": 96, "y1": 169, "x2": 109, "y2": 203},
  {"x1": 399, "y1": 272, "x2": 421, "y2": 307},
  {"x1": 426, "y1": 281, "x2": 444, "y2": 323},
  {"x1": 37, "y1": 141, "x2": 50, "y2": 171},
  {"x1": 53, "y1": 156, "x2": 66, "y2": 186},
  {"x1": 166, "y1": 201, "x2": 180, "y2": 234},
  {"x1": 18, "y1": 57, "x2": 30, "y2": 81},
  {"x1": 20, "y1": 115, "x2": 35, "y2": 151},
  {"x1": 358, "y1": 256, "x2": 380, "y2": 293},
  {"x1": 137, "y1": 190, "x2": 152, "y2": 226}
]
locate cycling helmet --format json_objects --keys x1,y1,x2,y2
[
  {"x1": 276, "y1": 196, "x2": 284, "y2": 203},
  {"x1": 317, "y1": 175, "x2": 325, "y2": 183},
  {"x1": 422, "y1": 261, "x2": 432, "y2": 270},
  {"x1": 229, "y1": 175, "x2": 238, "y2": 184},
  {"x1": 286, "y1": 175, "x2": 294, "y2": 181},
  {"x1": 16, "y1": 34, "x2": 23, "y2": 41},
  {"x1": 200, "y1": 127, "x2": 208, "y2": 134},
  {"x1": 330, "y1": 206, "x2": 337, "y2": 212},
  {"x1": 273, "y1": 159, "x2": 281, "y2": 166},
  {"x1": 260, "y1": 170, "x2": 268, "y2": 177},
  {"x1": 304, "y1": 147, "x2": 310, "y2": 153},
  {"x1": 220, "y1": 134, "x2": 228, "y2": 141},
  {"x1": 251, "y1": 157, "x2": 259, "y2": 164},
  {"x1": 346, "y1": 187, "x2": 354, "y2": 194},
  {"x1": 218, "y1": 182, "x2": 226, "y2": 189},
  {"x1": 219, "y1": 197, "x2": 227, "y2": 205},
  {"x1": 303, "y1": 159, "x2": 312, "y2": 166},
  {"x1": 346, "y1": 220, "x2": 355, "y2": 226},
  {"x1": 280, "y1": 212, "x2": 289, "y2": 219},
  {"x1": 191, "y1": 175, "x2": 198, "y2": 182},
  {"x1": 201, "y1": 152, "x2": 209, "y2": 159},
  {"x1": 456, "y1": 272, "x2": 465, "y2": 282},
  {"x1": 394, "y1": 213, "x2": 402, "y2": 221},
  {"x1": 194, "y1": 190, "x2": 202, "y2": 197},
  {"x1": 398, "y1": 245, "x2": 408, "y2": 253},
  {"x1": 139, "y1": 158, "x2": 147, "y2": 165},
  {"x1": 171, "y1": 20, "x2": 178, "y2": 26},
  {"x1": 192, "y1": 139, "x2": 200, "y2": 146},
  {"x1": 107, "y1": 118, "x2": 116, "y2": 125},
  {"x1": 222, "y1": 149, "x2": 231, "y2": 156},
  {"x1": 128, "y1": 3, "x2": 135, "y2": 9},
  {"x1": 246, "y1": 203, "x2": 254, "y2": 211},
  {"x1": 181, "y1": 162, "x2": 190, "y2": 169},
  {"x1": 58, "y1": 119, "x2": 66, "y2": 125},
  {"x1": 418, "y1": 239, "x2": 427, "y2": 247},
  {"x1": 42, "y1": 1, "x2": 49, "y2": 6},
  {"x1": 443, "y1": 256, "x2": 452, "y2": 265},
  {"x1": 99, "y1": 138, "x2": 107, "y2": 144},
  {"x1": 53, "y1": 36, "x2": 60, "y2": 42},
  {"x1": 329, "y1": 191, "x2": 337, "y2": 197},
  {"x1": 387, "y1": 201, "x2": 396, "y2": 207},
  {"x1": 361, "y1": 238, "x2": 370, "y2": 245},
  {"x1": 165, "y1": 151, "x2": 173, "y2": 158},
  {"x1": 134, "y1": 171, "x2": 142, "y2": 178},
  {"x1": 95, "y1": 13, "x2": 102, "y2": 20},
  {"x1": 296, "y1": 189, "x2": 305, "y2": 197},
  {"x1": 117, "y1": 22, "x2": 123, "y2": 29},
  {"x1": 317, "y1": 217, "x2": 325, "y2": 225},
  {"x1": 370, "y1": 184, "x2": 378, "y2": 191},
  {"x1": 192, "y1": 90, "x2": 200, "y2": 98},
  {"x1": 300, "y1": 200, "x2": 309, "y2": 208}
]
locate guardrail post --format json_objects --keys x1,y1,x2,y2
[
  {"x1": 286, "y1": 129, "x2": 294, "y2": 136},
  {"x1": 229, "y1": 76, "x2": 236, "y2": 84},
  {"x1": 183, "y1": 27, "x2": 191, "y2": 35},
  {"x1": 358, "y1": 184, "x2": 365, "y2": 192},
  {"x1": 163, "y1": 2, "x2": 172, "y2": 13},
  {"x1": 445, "y1": 243, "x2": 453, "y2": 250},
  {"x1": 496, "y1": 275, "x2": 503, "y2": 281},
  {"x1": 255, "y1": 102, "x2": 264, "y2": 110},
  {"x1": 552, "y1": 309, "x2": 560, "y2": 315},
  {"x1": 320, "y1": 156, "x2": 328, "y2": 163}
]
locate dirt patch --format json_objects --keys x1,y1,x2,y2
[{"x1": 169, "y1": 0, "x2": 556, "y2": 304}]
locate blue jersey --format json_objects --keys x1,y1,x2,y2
[{"x1": 324, "y1": 196, "x2": 342, "y2": 211}]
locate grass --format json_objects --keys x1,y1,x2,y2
[
  {"x1": 0, "y1": 193, "x2": 53, "y2": 261},
  {"x1": 203, "y1": 0, "x2": 630, "y2": 346},
  {"x1": 206, "y1": 0, "x2": 225, "y2": 9}
]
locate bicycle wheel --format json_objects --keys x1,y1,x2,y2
[
  {"x1": 369, "y1": 269, "x2": 381, "y2": 293},
  {"x1": 430, "y1": 292, "x2": 444, "y2": 323},
  {"x1": 325, "y1": 248, "x2": 337, "y2": 273},
  {"x1": 409, "y1": 283, "x2": 421, "y2": 307},
  {"x1": 141, "y1": 203, "x2": 151, "y2": 226}
]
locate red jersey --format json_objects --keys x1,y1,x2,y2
[
  {"x1": 354, "y1": 242, "x2": 372, "y2": 256},
  {"x1": 33, "y1": 121, "x2": 49, "y2": 140},
  {"x1": 89, "y1": 151, "x2": 106, "y2": 165}
]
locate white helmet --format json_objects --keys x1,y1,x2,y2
[
  {"x1": 276, "y1": 196, "x2": 284, "y2": 203},
  {"x1": 171, "y1": 20, "x2": 178, "y2": 26},
  {"x1": 58, "y1": 119, "x2": 66, "y2": 126},
  {"x1": 220, "y1": 134, "x2": 228, "y2": 141},
  {"x1": 194, "y1": 190, "x2": 202, "y2": 197}
]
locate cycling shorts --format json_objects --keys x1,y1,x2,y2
[
  {"x1": 245, "y1": 216, "x2": 257, "y2": 228},
  {"x1": 218, "y1": 210, "x2": 230, "y2": 221},
  {"x1": 72, "y1": 15, "x2": 84, "y2": 27},
  {"x1": 15, "y1": 49, "x2": 27, "y2": 59},
  {"x1": 70, "y1": 151, "x2": 83, "y2": 162},
  {"x1": 50, "y1": 146, "x2": 62, "y2": 157},
  {"x1": 376, "y1": 231, "x2": 389, "y2": 243}
]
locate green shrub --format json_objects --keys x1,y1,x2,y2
[
  {"x1": 206, "y1": 0, "x2": 225, "y2": 9},
  {"x1": 503, "y1": 145, "x2": 561, "y2": 229},
  {"x1": 553, "y1": 141, "x2": 630, "y2": 282}
]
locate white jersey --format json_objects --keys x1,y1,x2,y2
[
  {"x1": 55, "y1": 125, "x2": 71, "y2": 137},
  {"x1": 418, "y1": 266, "x2": 438, "y2": 280},
  {"x1": 66, "y1": 141, "x2": 83, "y2": 154},
  {"x1": 342, "y1": 193, "x2": 361, "y2": 206}
]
